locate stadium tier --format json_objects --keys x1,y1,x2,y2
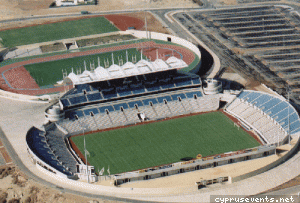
[
  {"x1": 59, "y1": 70, "x2": 202, "y2": 109},
  {"x1": 26, "y1": 127, "x2": 77, "y2": 177},
  {"x1": 225, "y1": 90, "x2": 300, "y2": 144}
]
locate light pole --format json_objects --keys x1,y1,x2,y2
[
  {"x1": 83, "y1": 128, "x2": 89, "y2": 183},
  {"x1": 287, "y1": 85, "x2": 291, "y2": 145}
]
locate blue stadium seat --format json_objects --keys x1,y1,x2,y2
[
  {"x1": 280, "y1": 112, "x2": 299, "y2": 129},
  {"x1": 160, "y1": 83, "x2": 175, "y2": 90},
  {"x1": 131, "y1": 84, "x2": 146, "y2": 94},
  {"x1": 69, "y1": 95, "x2": 87, "y2": 105},
  {"x1": 274, "y1": 108, "x2": 289, "y2": 122},
  {"x1": 145, "y1": 82, "x2": 161, "y2": 92},
  {"x1": 117, "y1": 87, "x2": 132, "y2": 97},
  {"x1": 237, "y1": 91, "x2": 251, "y2": 99},
  {"x1": 86, "y1": 93, "x2": 103, "y2": 102},
  {"x1": 89, "y1": 84, "x2": 100, "y2": 91},
  {"x1": 242, "y1": 92, "x2": 261, "y2": 103},
  {"x1": 157, "y1": 96, "x2": 172, "y2": 103},
  {"x1": 102, "y1": 90, "x2": 118, "y2": 99},
  {"x1": 289, "y1": 120, "x2": 300, "y2": 133},
  {"x1": 174, "y1": 77, "x2": 192, "y2": 87},
  {"x1": 260, "y1": 98, "x2": 281, "y2": 112},
  {"x1": 171, "y1": 93, "x2": 186, "y2": 101},
  {"x1": 26, "y1": 128, "x2": 73, "y2": 176},
  {"x1": 251, "y1": 94, "x2": 272, "y2": 107},
  {"x1": 143, "y1": 98, "x2": 158, "y2": 105},
  {"x1": 75, "y1": 110, "x2": 84, "y2": 117},
  {"x1": 99, "y1": 106, "x2": 114, "y2": 113},
  {"x1": 75, "y1": 84, "x2": 91, "y2": 92},
  {"x1": 60, "y1": 99, "x2": 70, "y2": 107},
  {"x1": 185, "y1": 91, "x2": 202, "y2": 98},
  {"x1": 114, "y1": 103, "x2": 129, "y2": 111},
  {"x1": 266, "y1": 102, "x2": 289, "y2": 117},
  {"x1": 192, "y1": 78, "x2": 201, "y2": 85},
  {"x1": 83, "y1": 108, "x2": 99, "y2": 116},
  {"x1": 128, "y1": 101, "x2": 143, "y2": 108},
  {"x1": 65, "y1": 111, "x2": 77, "y2": 120}
]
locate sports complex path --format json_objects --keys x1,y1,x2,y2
[{"x1": 0, "y1": 41, "x2": 195, "y2": 96}]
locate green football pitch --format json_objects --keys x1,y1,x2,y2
[
  {"x1": 24, "y1": 48, "x2": 143, "y2": 87},
  {"x1": 70, "y1": 112, "x2": 260, "y2": 175},
  {"x1": 0, "y1": 17, "x2": 119, "y2": 47}
]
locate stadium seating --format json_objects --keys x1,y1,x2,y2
[
  {"x1": 226, "y1": 90, "x2": 300, "y2": 144},
  {"x1": 26, "y1": 127, "x2": 74, "y2": 176},
  {"x1": 86, "y1": 92, "x2": 103, "y2": 102},
  {"x1": 59, "y1": 70, "x2": 202, "y2": 108},
  {"x1": 128, "y1": 100, "x2": 143, "y2": 108},
  {"x1": 45, "y1": 127, "x2": 78, "y2": 174},
  {"x1": 83, "y1": 108, "x2": 99, "y2": 116},
  {"x1": 57, "y1": 88, "x2": 217, "y2": 134},
  {"x1": 69, "y1": 95, "x2": 87, "y2": 105}
]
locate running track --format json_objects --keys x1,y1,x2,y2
[{"x1": 0, "y1": 41, "x2": 195, "y2": 96}]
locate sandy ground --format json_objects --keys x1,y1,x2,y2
[
  {"x1": 0, "y1": 0, "x2": 200, "y2": 21},
  {"x1": 0, "y1": 165, "x2": 126, "y2": 203}
]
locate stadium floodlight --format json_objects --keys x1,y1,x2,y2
[
  {"x1": 288, "y1": 85, "x2": 291, "y2": 145},
  {"x1": 141, "y1": 48, "x2": 143, "y2": 60},
  {"x1": 83, "y1": 128, "x2": 89, "y2": 183},
  {"x1": 111, "y1": 53, "x2": 114, "y2": 65}
]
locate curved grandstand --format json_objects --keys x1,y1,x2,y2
[{"x1": 226, "y1": 90, "x2": 300, "y2": 145}]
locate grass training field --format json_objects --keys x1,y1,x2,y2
[
  {"x1": 71, "y1": 112, "x2": 260, "y2": 175},
  {"x1": 24, "y1": 48, "x2": 143, "y2": 87},
  {"x1": 0, "y1": 17, "x2": 119, "y2": 47}
]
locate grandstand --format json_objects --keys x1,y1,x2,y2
[{"x1": 225, "y1": 90, "x2": 300, "y2": 144}]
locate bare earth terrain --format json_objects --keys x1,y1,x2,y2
[
  {"x1": 0, "y1": 0, "x2": 200, "y2": 21},
  {"x1": 0, "y1": 165, "x2": 125, "y2": 203}
]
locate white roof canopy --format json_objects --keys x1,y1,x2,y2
[{"x1": 63, "y1": 53, "x2": 188, "y2": 85}]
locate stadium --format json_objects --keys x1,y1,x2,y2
[
  {"x1": 22, "y1": 30, "x2": 299, "y2": 185},
  {"x1": 1, "y1": 5, "x2": 300, "y2": 203}
]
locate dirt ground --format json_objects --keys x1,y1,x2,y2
[
  {"x1": 0, "y1": 165, "x2": 125, "y2": 203},
  {"x1": 0, "y1": 11, "x2": 170, "y2": 38},
  {"x1": 0, "y1": 0, "x2": 200, "y2": 21}
]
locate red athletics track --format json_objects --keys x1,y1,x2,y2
[
  {"x1": 104, "y1": 15, "x2": 144, "y2": 31},
  {"x1": 0, "y1": 41, "x2": 196, "y2": 96}
]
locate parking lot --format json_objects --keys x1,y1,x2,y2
[{"x1": 174, "y1": 5, "x2": 300, "y2": 104}]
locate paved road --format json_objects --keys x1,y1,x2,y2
[{"x1": 0, "y1": 1, "x2": 209, "y2": 25}]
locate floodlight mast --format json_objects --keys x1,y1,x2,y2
[
  {"x1": 288, "y1": 85, "x2": 291, "y2": 145},
  {"x1": 84, "y1": 128, "x2": 89, "y2": 183},
  {"x1": 144, "y1": 0, "x2": 148, "y2": 40}
]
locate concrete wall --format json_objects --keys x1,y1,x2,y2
[
  {"x1": 232, "y1": 138, "x2": 299, "y2": 182},
  {"x1": 0, "y1": 89, "x2": 53, "y2": 103},
  {"x1": 115, "y1": 146, "x2": 276, "y2": 185}
]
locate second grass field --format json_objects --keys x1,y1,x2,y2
[
  {"x1": 24, "y1": 48, "x2": 143, "y2": 87},
  {"x1": 0, "y1": 17, "x2": 119, "y2": 47},
  {"x1": 71, "y1": 111, "x2": 260, "y2": 175}
]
